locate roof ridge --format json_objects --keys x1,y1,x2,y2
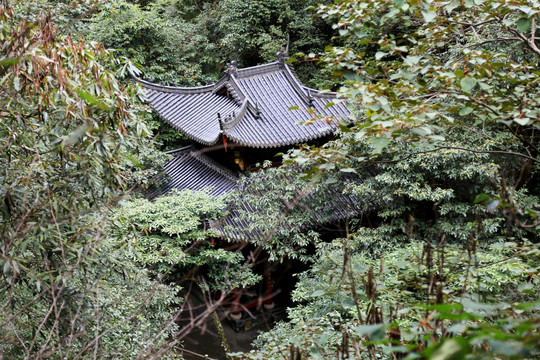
[
  {"x1": 165, "y1": 145, "x2": 195, "y2": 157},
  {"x1": 235, "y1": 61, "x2": 281, "y2": 78},
  {"x1": 212, "y1": 73, "x2": 249, "y2": 107},
  {"x1": 302, "y1": 86, "x2": 346, "y2": 100},
  {"x1": 226, "y1": 75, "x2": 248, "y2": 103},
  {"x1": 212, "y1": 62, "x2": 281, "y2": 94},
  {"x1": 282, "y1": 64, "x2": 342, "y2": 101},
  {"x1": 223, "y1": 74, "x2": 264, "y2": 119},
  {"x1": 281, "y1": 64, "x2": 313, "y2": 106},
  {"x1": 221, "y1": 97, "x2": 250, "y2": 130}
]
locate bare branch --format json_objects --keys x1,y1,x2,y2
[{"x1": 506, "y1": 25, "x2": 540, "y2": 56}]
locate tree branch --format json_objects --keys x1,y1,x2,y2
[
  {"x1": 436, "y1": 145, "x2": 539, "y2": 163},
  {"x1": 506, "y1": 25, "x2": 540, "y2": 56},
  {"x1": 465, "y1": 37, "x2": 521, "y2": 49}
]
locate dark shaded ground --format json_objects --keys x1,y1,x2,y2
[
  {"x1": 176, "y1": 257, "x2": 302, "y2": 359},
  {"x1": 178, "y1": 289, "x2": 286, "y2": 360}
]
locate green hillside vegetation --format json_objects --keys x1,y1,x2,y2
[{"x1": 1, "y1": 0, "x2": 539, "y2": 359}]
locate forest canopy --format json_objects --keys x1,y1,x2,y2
[{"x1": 1, "y1": 0, "x2": 539, "y2": 359}]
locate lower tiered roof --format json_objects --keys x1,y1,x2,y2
[
  {"x1": 147, "y1": 147, "x2": 372, "y2": 241},
  {"x1": 145, "y1": 146, "x2": 239, "y2": 199}
]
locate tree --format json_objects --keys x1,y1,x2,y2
[
  {"x1": 112, "y1": 189, "x2": 260, "y2": 290},
  {"x1": 86, "y1": 0, "x2": 204, "y2": 85},
  {"x1": 235, "y1": 0, "x2": 540, "y2": 358},
  {"x1": 0, "y1": 2, "x2": 180, "y2": 358},
  {"x1": 240, "y1": 129, "x2": 540, "y2": 359},
  {"x1": 87, "y1": 0, "x2": 342, "y2": 86}
]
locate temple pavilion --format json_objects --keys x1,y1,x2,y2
[
  {"x1": 136, "y1": 54, "x2": 364, "y2": 237},
  {"x1": 136, "y1": 55, "x2": 364, "y2": 327}
]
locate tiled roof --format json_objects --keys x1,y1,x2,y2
[
  {"x1": 147, "y1": 147, "x2": 370, "y2": 241},
  {"x1": 210, "y1": 171, "x2": 371, "y2": 242},
  {"x1": 145, "y1": 146, "x2": 239, "y2": 199},
  {"x1": 135, "y1": 61, "x2": 350, "y2": 148}
]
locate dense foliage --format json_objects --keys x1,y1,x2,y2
[
  {"x1": 112, "y1": 190, "x2": 260, "y2": 290},
  {"x1": 2, "y1": 0, "x2": 540, "y2": 359},
  {"x1": 238, "y1": 0, "x2": 540, "y2": 359},
  {"x1": 86, "y1": 0, "x2": 338, "y2": 85},
  {"x1": 0, "y1": 2, "x2": 179, "y2": 358},
  {"x1": 241, "y1": 131, "x2": 540, "y2": 359}
]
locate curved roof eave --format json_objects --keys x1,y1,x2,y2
[
  {"x1": 135, "y1": 76, "x2": 215, "y2": 95},
  {"x1": 160, "y1": 114, "x2": 221, "y2": 146},
  {"x1": 223, "y1": 123, "x2": 337, "y2": 149}
]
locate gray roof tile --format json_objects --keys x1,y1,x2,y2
[
  {"x1": 136, "y1": 62, "x2": 350, "y2": 148},
  {"x1": 147, "y1": 147, "x2": 370, "y2": 242},
  {"x1": 146, "y1": 146, "x2": 239, "y2": 199}
]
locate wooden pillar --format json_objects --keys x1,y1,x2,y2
[
  {"x1": 262, "y1": 256, "x2": 274, "y2": 310},
  {"x1": 229, "y1": 288, "x2": 242, "y2": 320}
]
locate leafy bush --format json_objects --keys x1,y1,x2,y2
[{"x1": 112, "y1": 190, "x2": 260, "y2": 290}]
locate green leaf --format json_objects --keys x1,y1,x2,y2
[
  {"x1": 369, "y1": 137, "x2": 391, "y2": 153},
  {"x1": 404, "y1": 55, "x2": 422, "y2": 66},
  {"x1": 425, "y1": 303, "x2": 463, "y2": 313},
  {"x1": 474, "y1": 193, "x2": 489, "y2": 204},
  {"x1": 422, "y1": 9, "x2": 437, "y2": 23},
  {"x1": 428, "y1": 135, "x2": 445, "y2": 141},
  {"x1": 513, "y1": 117, "x2": 530, "y2": 126},
  {"x1": 324, "y1": 102, "x2": 335, "y2": 109},
  {"x1": 76, "y1": 89, "x2": 112, "y2": 111},
  {"x1": 311, "y1": 290, "x2": 325, "y2": 297},
  {"x1": 444, "y1": 0, "x2": 460, "y2": 12},
  {"x1": 13, "y1": 76, "x2": 20, "y2": 91},
  {"x1": 0, "y1": 57, "x2": 20, "y2": 69},
  {"x1": 413, "y1": 126, "x2": 433, "y2": 136},
  {"x1": 503, "y1": 17, "x2": 515, "y2": 27},
  {"x1": 430, "y1": 338, "x2": 469, "y2": 360},
  {"x1": 460, "y1": 77, "x2": 477, "y2": 93},
  {"x1": 459, "y1": 107, "x2": 473, "y2": 116},
  {"x1": 517, "y1": 282, "x2": 534, "y2": 293},
  {"x1": 355, "y1": 324, "x2": 386, "y2": 340},
  {"x1": 325, "y1": 177, "x2": 338, "y2": 184},
  {"x1": 375, "y1": 51, "x2": 387, "y2": 60},
  {"x1": 516, "y1": 17, "x2": 532, "y2": 33}
]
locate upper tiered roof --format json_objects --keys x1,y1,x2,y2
[{"x1": 135, "y1": 56, "x2": 349, "y2": 148}]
